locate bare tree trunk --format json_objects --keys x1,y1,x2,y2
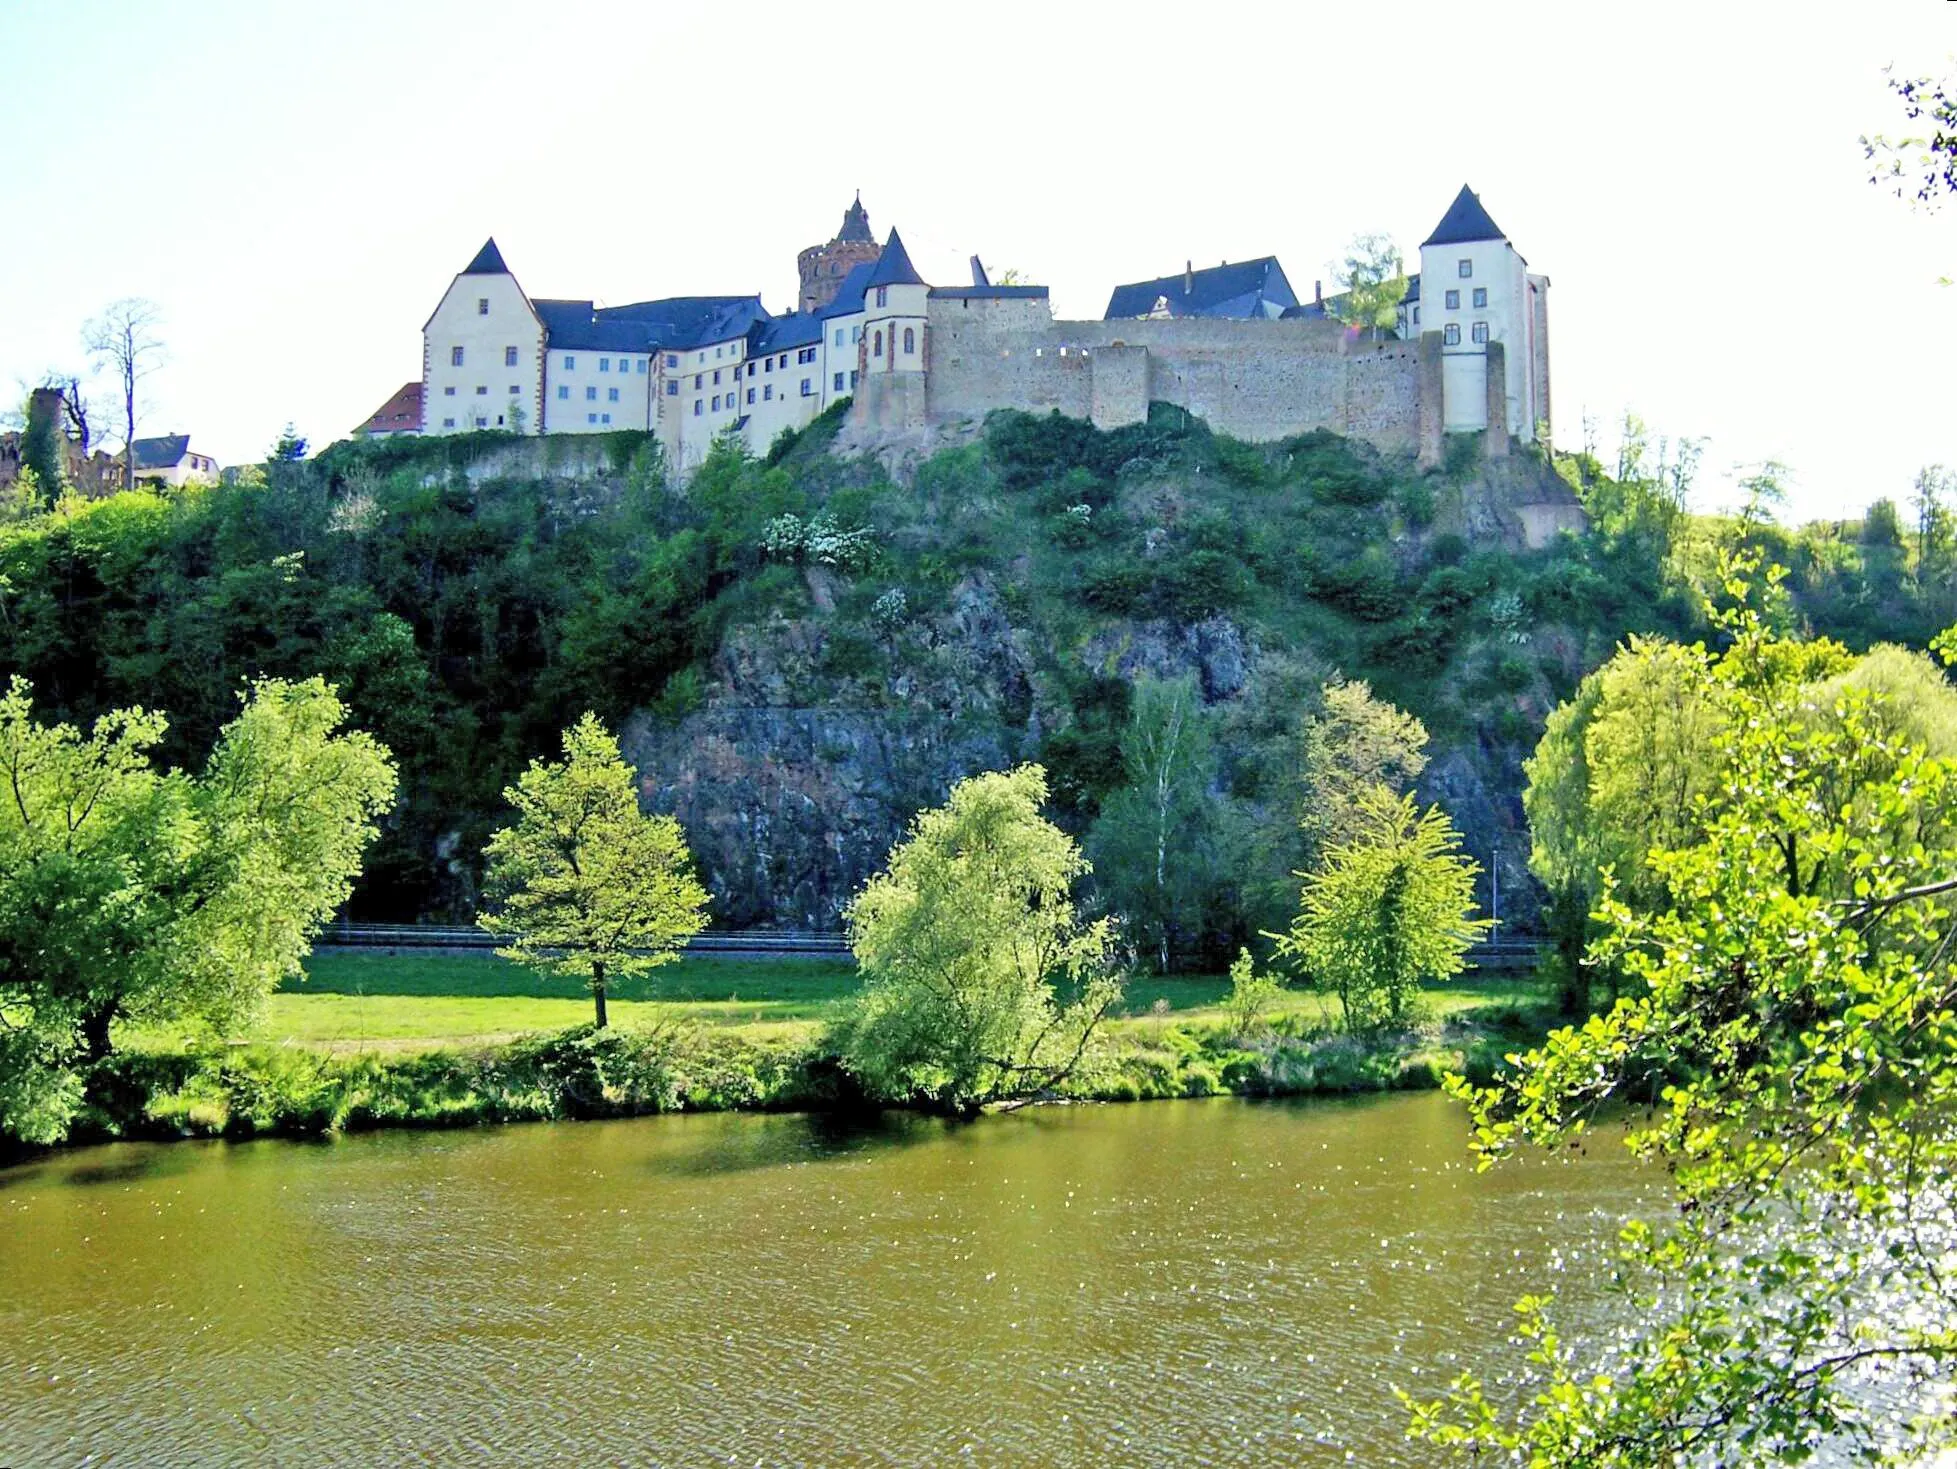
[{"x1": 592, "y1": 960, "x2": 609, "y2": 1029}]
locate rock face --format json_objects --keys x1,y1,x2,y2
[{"x1": 622, "y1": 574, "x2": 1039, "y2": 928}]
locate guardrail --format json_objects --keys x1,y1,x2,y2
[{"x1": 318, "y1": 923, "x2": 1542, "y2": 967}]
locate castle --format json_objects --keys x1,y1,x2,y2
[{"x1": 385, "y1": 187, "x2": 1549, "y2": 471}]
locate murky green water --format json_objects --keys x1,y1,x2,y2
[{"x1": 1, "y1": 1094, "x2": 1649, "y2": 1466}]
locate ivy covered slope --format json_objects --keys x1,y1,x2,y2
[{"x1": 0, "y1": 403, "x2": 1943, "y2": 953}]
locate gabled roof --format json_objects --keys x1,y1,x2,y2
[
  {"x1": 462, "y1": 238, "x2": 510, "y2": 275},
  {"x1": 816, "y1": 261, "x2": 877, "y2": 319},
  {"x1": 1104, "y1": 257, "x2": 1297, "y2": 321},
  {"x1": 1280, "y1": 271, "x2": 1420, "y2": 322},
  {"x1": 751, "y1": 311, "x2": 824, "y2": 354},
  {"x1": 866, "y1": 229, "x2": 924, "y2": 288},
  {"x1": 1421, "y1": 186, "x2": 1506, "y2": 248},
  {"x1": 130, "y1": 434, "x2": 190, "y2": 469},
  {"x1": 358, "y1": 382, "x2": 423, "y2": 434},
  {"x1": 535, "y1": 295, "x2": 767, "y2": 353}
]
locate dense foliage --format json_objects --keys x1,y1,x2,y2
[
  {"x1": 480, "y1": 714, "x2": 710, "y2": 1027},
  {"x1": 840, "y1": 765, "x2": 1121, "y2": 1113},
  {"x1": 0, "y1": 677, "x2": 395, "y2": 1142},
  {"x1": 1409, "y1": 566, "x2": 1957, "y2": 1463}
]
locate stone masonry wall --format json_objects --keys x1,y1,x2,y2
[{"x1": 916, "y1": 303, "x2": 1426, "y2": 452}]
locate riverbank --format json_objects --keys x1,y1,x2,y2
[{"x1": 60, "y1": 955, "x2": 1552, "y2": 1149}]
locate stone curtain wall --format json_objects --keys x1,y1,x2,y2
[{"x1": 915, "y1": 302, "x2": 1427, "y2": 452}]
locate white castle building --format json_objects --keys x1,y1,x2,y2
[{"x1": 387, "y1": 188, "x2": 1549, "y2": 470}]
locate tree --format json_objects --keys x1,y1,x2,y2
[
  {"x1": 840, "y1": 765, "x2": 1122, "y2": 1114},
  {"x1": 479, "y1": 714, "x2": 709, "y2": 1028},
  {"x1": 1087, "y1": 675, "x2": 1220, "y2": 972},
  {"x1": 0, "y1": 676, "x2": 396, "y2": 1142},
  {"x1": 1407, "y1": 580, "x2": 1957, "y2": 1465},
  {"x1": 1297, "y1": 678, "x2": 1429, "y2": 864},
  {"x1": 1271, "y1": 787, "x2": 1488, "y2": 1032},
  {"x1": 1865, "y1": 66, "x2": 1957, "y2": 206},
  {"x1": 1327, "y1": 233, "x2": 1410, "y2": 342},
  {"x1": 82, "y1": 298, "x2": 165, "y2": 490},
  {"x1": 270, "y1": 424, "x2": 309, "y2": 462}
]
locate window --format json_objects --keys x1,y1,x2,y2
[
  {"x1": 852, "y1": 326, "x2": 862, "y2": 344},
  {"x1": 693, "y1": 400, "x2": 702, "y2": 416},
  {"x1": 451, "y1": 346, "x2": 465, "y2": 366},
  {"x1": 476, "y1": 385, "x2": 488, "y2": 395},
  {"x1": 746, "y1": 388, "x2": 755, "y2": 405},
  {"x1": 800, "y1": 378, "x2": 813, "y2": 397},
  {"x1": 1444, "y1": 289, "x2": 1460, "y2": 310},
  {"x1": 875, "y1": 286, "x2": 888, "y2": 307},
  {"x1": 1458, "y1": 258, "x2": 1472, "y2": 278},
  {"x1": 443, "y1": 417, "x2": 456, "y2": 428},
  {"x1": 763, "y1": 384, "x2": 773, "y2": 401},
  {"x1": 601, "y1": 413, "x2": 611, "y2": 424},
  {"x1": 505, "y1": 346, "x2": 519, "y2": 367},
  {"x1": 833, "y1": 372, "x2": 844, "y2": 392},
  {"x1": 608, "y1": 387, "x2": 619, "y2": 402},
  {"x1": 746, "y1": 363, "x2": 755, "y2": 377},
  {"x1": 797, "y1": 346, "x2": 817, "y2": 365},
  {"x1": 711, "y1": 394, "x2": 720, "y2": 410},
  {"x1": 873, "y1": 330, "x2": 883, "y2": 356},
  {"x1": 444, "y1": 386, "x2": 456, "y2": 396},
  {"x1": 508, "y1": 385, "x2": 520, "y2": 395},
  {"x1": 564, "y1": 356, "x2": 576, "y2": 370},
  {"x1": 474, "y1": 417, "x2": 487, "y2": 427},
  {"x1": 600, "y1": 358, "x2": 610, "y2": 372},
  {"x1": 496, "y1": 415, "x2": 504, "y2": 426},
  {"x1": 849, "y1": 369, "x2": 858, "y2": 389},
  {"x1": 1472, "y1": 287, "x2": 1487, "y2": 308},
  {"x1": 712, "y1": 369, "x2": 721, "y2": 385},
  {"x1": 1412, "y1": 306, "x2": 1421, "y2": 326},
  {"x1": 696, "y1": 352, "x2": 705, "y2": 364},
  {"x1": 902, "y1": 328, "x2": 915, "y2": 354},
  {"x1": 477, "y1": 298, "x2": 489, "y2": 315},
  {"x1": 693, "y1": 374, "x2": 702, "y2": 389},
  {"x1": 1471, "y1": 321, "x2": 1489, "y2": 344},
  {"x1": 558, "y1": 386, "x2": 569, "y2": 400},
  {"x1": 666, "y1": 354, "x2": 678, "y2": 368},
  {"x1": 637, "y1": 359, "x2": 647, "y2": 374},
  {"x1": 666, "y1": 381, "x2": 678, "y2": 396},
  {"x1": 834, "y1": 329, "x2": 844, "y2": 347},
  {"x1": 588, "y1": 413, "x2": 598, "y2": 424},
  {"x1": 764, "y1": 357, "x2": 773, "y2": 373},
  {"x1": 1444, "y1": 323, "x2": 1461, "y2": 346},
  {"x1": 586, "y1": 386, "x2": 598, "y2": 401},
  {"x1": 778, "y1": 354, "x2": 787, "y2": 369}
]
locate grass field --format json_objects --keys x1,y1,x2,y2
[{"x1": 130, "y1": 950, "x2": 1543, "y2": 1054}]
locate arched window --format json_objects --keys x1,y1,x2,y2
[
  {"x1": 873, "y1": 330, "x2": 883, "y2": 357},
  {"x1": 903, "y1": 328, "x2": 915, "y2": 354}
]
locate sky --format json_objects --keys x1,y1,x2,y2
[{"x1": 1, "y1": 0, "x2": 1951, "y2": 524}]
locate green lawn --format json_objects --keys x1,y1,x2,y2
[{"x1": 125, "y1": 950, "x2": 1545, "y2": 1053}]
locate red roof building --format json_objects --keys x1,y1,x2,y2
[{"x1": 357, "y1": 381, "x2": 422, "y2": 437}]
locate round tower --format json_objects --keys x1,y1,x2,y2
[{"x1": 797, "y1": 193, "x2": 881, "y2": 314}]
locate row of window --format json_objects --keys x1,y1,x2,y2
[
  {"x1": 1441, "y1": 287, "x2": 1489, "y2": 311},
  {"x1": 869, "y1": 328, "x2": 916, "y2": 357},
  {"x1": 1442, "y1": 322, "x2": 1492, "y2": 346},
  {"x1": 556, "y1": 386, "x2": 624, "y2": 401},
  {"x1": 441, "y1": 384, "x2": 523, "y2": 397},
  {"x1": 560, "y1": 355, "x2": 648, "y2": 374}
]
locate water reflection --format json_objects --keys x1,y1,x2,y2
[{"x1": 0, "y1": 1093, "x2": 1653, "y2": 1467}]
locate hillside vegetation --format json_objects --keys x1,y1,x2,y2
[{"x1": 1, "y1": 404, "x2": 1946, "y2": 964}]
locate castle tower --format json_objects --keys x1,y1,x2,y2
[
  {"x1": 857, "y1": 227, "x2": 929, "y2": 429},
  {"x1": 797, "y1": 193, "x2": 881, "y2": 313},
  {"x1": 1416, "y1": 185, "x2": 1549, "y2": 442}
]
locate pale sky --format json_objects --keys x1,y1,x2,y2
[{"x1": 2, "y1": 0, "x2": 1951, "y2": 524}]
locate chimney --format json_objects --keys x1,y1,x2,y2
[
  {"x1": 970, "y1": 255, "x2": 990, "y2": 288},
  {"x1": 1315, "y1": 280, "x2": 1322, "y2": 303},
  {"x1": 1184, "y1": 260, "x2": 1193, "y2": 295}
]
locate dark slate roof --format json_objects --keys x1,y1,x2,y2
[
  {"x1": 1103, "y1": 257, "x2": 1298, "y2": 320},
  {"x1": 929, "y1": 285, "x2": 1050, "y2": 300},
  {"x1": 837, "y1": 192, "x2": 872, "y2": 244},
  {"x1": 1280, "y1": 271, "x2": 1419, "y2": 321},
  {"x1": 462, "y1": 238, "x2": 509, "y2": 275},
  {"x1": 751, "y1": 311, "x2": 824, "y2": 354},
  {"x1": 866, "y1": 228, "x2": 925, "y2": 288},
  {"x1": 536, "y1": 295, "x2": 766, "y2": 353},
  {"x1": 130, "y1": 434, "x2": 189, "y2": 469},
  {"x1": 1404, "y1": 273, "x2": 1420, "y2": 304},
  {"x1": 817, "y1": 261, "x2": 876, "y2": 319},
  {"x1": 1422, "y1": 186, "x2": 1506, "y2": 247}
]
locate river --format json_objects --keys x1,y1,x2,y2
[{"x1": 0, "y1": 1093, "x2": 1650, "y2": 1466}]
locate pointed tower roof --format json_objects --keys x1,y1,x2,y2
[
  {"x1": 837, "y1": 191, "x2": 873, "y2": 244},
  {"x1": 866, "y1": 228, "x2": 925, "y2": 288},
  {"x1": 462, "y1": 237, "x2": 510, "y2": 275},
  {"x1": 1421, "y1": 186, "x2": 1506, "y2": 248}
]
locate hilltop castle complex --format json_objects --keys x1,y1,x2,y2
[{"x1": 376, "y1": 187, "x2": 1549, "y2": 472}]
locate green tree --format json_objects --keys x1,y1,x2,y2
[
  {"x1": 1297, "y1": 678, "x2": 1429, "y2": 864},
  {"x1": 479, "y1": 714, "x2": 709, "y2": 1028},
  {"x1": 1408, "y1": 581, "x2": 1957, "y2": 1465},
  {"x1": 1271, "y1": 787, "x2": 1488, "y2": 1032},
  {"x1": 840, "y1": 765, "x2": 1122, "y2": 1114},
  {"x1": 0, "y1": 676, "x2": 396, "y2": 1142},
  {"x1": 1087, "y1": 675, "x2": 1220, "y2": 973},
  {"x1": 1327, "y1": 233, "x2": 1410, "y2": 341},
  {"x1": 270, "y1": 424, "x2": 309, "y2": 462}
]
